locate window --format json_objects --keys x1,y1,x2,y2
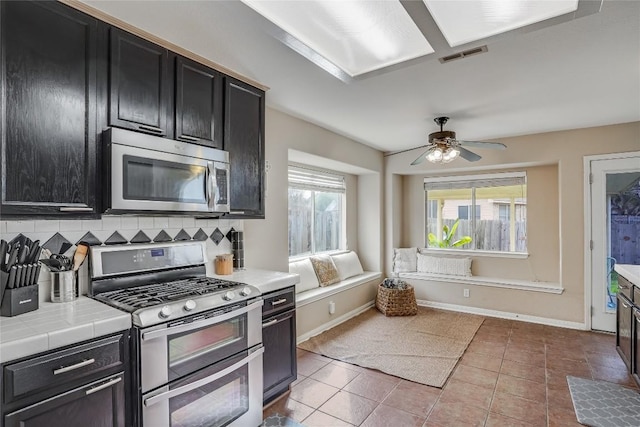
[
  {"x1": 424, "y1": 172, "x2": 527, "y2": 253},
  {"x1": 288, "y1": 165, "x2": 345, "y2": 257}
]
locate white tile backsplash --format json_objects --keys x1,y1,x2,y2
[
  {"x1": 120, "y1": 217, "x2": 139, "y2": 230},
  {"x1": 168, "y1": 217, "x2": 183, "y2": 229},
  {"x1": 101, "y1": 216, "x2": 122, "y2": 231},
  {"x1": 6, "y1": 220, "x2": 35, "y2": 233},
  {"x1": 34, "y1": 220, "x2": 60, "y2": 233},
  {"x1": 138, "y1": 217, "x2": 155, "y2": 229}
]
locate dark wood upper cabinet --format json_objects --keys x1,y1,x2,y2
[
  {"x1": 0, "y1": 0, "x2": 99, "y2": 217},
  {"x1": 174, "y1": 56, "x2": 223, "y2": 148},
  {"x1": 224, "y1": 78, "x2": 265, "y2": 218},
  {"x1": 109, "y1": 28, "x2": 172, "y2": 138}
]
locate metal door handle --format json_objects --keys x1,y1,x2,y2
[
  {"x1": 53, "y1": 358, "x2": 96, "y2": 375},
  {"x1": 229, "y1": 211, "x2": 245, "y2": 215},
  {"x1": 86, "y1": 377, "x2": 122, "y2": 395},
  {"x1": 142, "y1": 299, "x2": 263, "y2": 341},
  {"x1": 59, "y1": 207, "x2": 94, "y2": 212},
  {"x1": 178, "y1": 135, "x2": 199, "y2": 142},
  {"x1": 138, "y1": 124, "x2": 164, "y2": 134},
  {"x1": 206, "y1": 161, "x2": 216, "y2": 210},
  {"x1": 144, "y1": 347, "x2": 264, "y2": 407},
  {"x1": 262, "y1": 319, "x2": 278, "y2": 328},
  {"x1": 621, "y1": 300, "x2": 629, "y2": 309},
  {"x1": 271, "y1": 298, "x2": 288, "y2": 306}
]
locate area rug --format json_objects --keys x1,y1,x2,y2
[
  {"x1": 298, "y1": 306, "x2": 484, "y2": 388},
  {"x1": 567, "y1": 376, "x2": 640, "y2": 426}
]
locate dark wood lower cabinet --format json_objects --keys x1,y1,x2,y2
[
  {"x1": 262, "y1": 287, "x2": 297, "y2": 405},
  {"x1": 4, "y1": 372, "x2": 125, "y2": 427}
]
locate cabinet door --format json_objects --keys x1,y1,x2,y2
[
  {"x1": 0, "y1": 1, "x2": 98, "y2": 217},
  {"x1": 224, "y1": 78, "x2": 265, "y2": 218},
  {"x1": 175, "y1": 56, "x2": 223, "y2": 148},
  {"x1": 263, "y1": 309, "x2": 297, "y2": 404},
  {"x1": 109, "y1": 28, "x2": 171, "y2": 137},
  {"x1": 4, "y1": 372, "x2": 126, "y2": 427}
]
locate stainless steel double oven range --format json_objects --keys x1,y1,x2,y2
[{"x1": 89, "y1": 241, "x2": 263, "y2": 427}]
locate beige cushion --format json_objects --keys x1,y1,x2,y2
[
  {"x1": 393, "y1": 248, "x2": 418, "y2": 273},
  {"x1": 289, "y1": 259, "x2": 320, "y2": 293},
  {"x1": 331, "y1": 251, "x2": 364, "y2": 281},
  {"x1": 310, "y1": 255, "x2": 340, "y2": 287},
  {"x1": 416, "y1": 254, "x2": 472, "y2": 276}
]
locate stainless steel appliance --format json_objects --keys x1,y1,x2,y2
[
  {"x1": 103, "y1": 127, "x2": 230, "y2": 214},
  {"x1": 89, "y1": 241, "x2": 263, "y2": 427}
]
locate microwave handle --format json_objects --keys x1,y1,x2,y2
[{"x1": 207, "y1": 161, "x2": 216, "y2": 210}]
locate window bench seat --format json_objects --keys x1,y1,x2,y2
[
  {"x1": 296, "y1": 272, "x2": 382, "y2": 307},
  {"x1": 398, "y1": 272, "x2": 563, "y2": 294}
]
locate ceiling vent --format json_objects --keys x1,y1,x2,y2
[{"x1": 439, "y1": 45, "x2": 488, "y2": 64}]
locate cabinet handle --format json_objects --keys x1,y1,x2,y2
[
  {"x1": 59, "y1": 207, "x2": 94, "y2": 212},
  {"x1": 86, "y1": 377, "x2": 122, "y2": 395},
  {"x1": 262, "y1": 319, "x2": 279, "y2": 328},
  {"x1": 634, "y1": 310, "x2": 640, "y2": 323},
  {"x1": 178, "y1": 135, "x2": 199, "y2": 142},
  {"x1": 621, "y1": 300, "x2": 630, "y2": 309},
  {"x1": 53, "y1": 358, "x2": 96, "y2": 375},
  {"x1": 229, "y1": 211, "x2": 245, "y2": 215},
  {"x1": 138, "y1": 124, "x2": 164, "y2": 134},
  {"x1": 271, "y1": 298, "x2": 288, "y2": 306}
]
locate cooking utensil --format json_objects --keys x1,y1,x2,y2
[
  {"x1": 39, "y1": 258, "x2": 63, "y2": 272},
  {"x1": 15, "y1": 265, "x2": 24, "y2": 288},
  {"x1": 0, "y1": 240, "x2": 8, "y2": 271},
  {"x1": 6, "y1": 246, "x2": 19, "y2": 271},
  {"x1": 18, "y1": 244, "x2": 29, "y2": 264},
  {"x1": 72, "y1": 243, "x2": 89, "y2": 271},
  {"x1": 51, "y1": 254, "x2": 71, "y2": 271},
  {"x1": 59, "y1": 241, "x2": 73, "y2": 255},
  {"x1": 28, "y1": 240, "x2": 40, "y2": 263}
]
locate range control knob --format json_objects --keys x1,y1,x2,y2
[
  {"x1": 240, "y1": 287, "x2": 252, "y2": 297},
  {"x1": 184, "y1": 300, "x2": 196, "y2": 312},
  {"x1": 223, "y1": 291, "x2": 236, "y2": 301},
  {"x1": 159, "y1": 305, "x2": 172, "y2": 319}
]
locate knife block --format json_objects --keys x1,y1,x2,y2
[{"x1": 1, "y1": 284, "x2": 39, "y2": 317}]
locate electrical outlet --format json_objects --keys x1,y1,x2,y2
[
  {"x1": 463, "y1": 289, "x2": 470, "y2": 298},
  {"x1": 329, "y1": 301, "x2": 336, "y2": 314}
]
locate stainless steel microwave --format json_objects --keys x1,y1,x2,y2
[{"x1": 103, "y1": 128, "x2": 230, "y2": 215}]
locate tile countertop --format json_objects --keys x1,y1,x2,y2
[
  {"x1": 615, "y1": 264, "x2": 640, "y2": 287},
  {"x1": 208, "y1": 268, "x2": 300, "y2": 295},
  {"x1": 0, "y1": 297, "x2": 131, "y2": 364}
]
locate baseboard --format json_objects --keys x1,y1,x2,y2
[
  {"x1": 296, "y1": 301, "x2": 375, "y2": 344},
  {"x1": 416, "y1": 299, "x2": 587, "y2": 330}
]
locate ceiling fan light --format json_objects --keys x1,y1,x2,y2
[{"x1": 432, "y1": 147, "x2": 443, "y2": 160}]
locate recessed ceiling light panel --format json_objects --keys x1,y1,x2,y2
[
  {"x1": 241, "y1": 0, "x2": 434, "y2": 77},
  {"x1": 424, "y1": 0, "x2": 579, "y2": 47}
]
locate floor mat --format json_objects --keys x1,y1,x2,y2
[
  {"x1": 567, "y1": 376, "x2": 640, "y2": 427},
  {"x1": 262, "y1": 413, "x2": 305, "y2": 427}
]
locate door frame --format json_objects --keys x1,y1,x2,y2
[{"x1": 583, "y1": 151, "x2": 640, "y2": 331}]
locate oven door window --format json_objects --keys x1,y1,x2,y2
[
  {"x1": 167, "y1": 313, "x2": 247, "y2": 381},
  {"x1": 169, "y1": 352, "x2": 249, "y2": 427},
  {"x1": 123, "y1": 155, "x2": 207, "y2": 204}
]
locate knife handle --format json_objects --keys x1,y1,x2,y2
[
  {"x1": 16, "y1": 265, "x2": 24, "y2": 288},
  {"x1": 29, "y1": 263, "x2": 38, "y2": 286},
  {"x1": 7, "y1": 266, "x2": 16, "y2": 289}
]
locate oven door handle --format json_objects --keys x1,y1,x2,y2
[
  {"x1": 143, "y1": 346, "x2": 264, "y2": 408},
  {"x1": 141, "y1": 299, "x2": 263, "y2": 341}
]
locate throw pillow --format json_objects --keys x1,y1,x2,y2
[
  {"x1": 310, "y1": 255, "x2": 340, "y2": 287},
  {"x1": 393, "y1": 247, "x2": 418, "y2": 273},
  {"x1": 289, "y1": 258, "x2": 321, "y2": 293},
  {"x1": 331, "y1": 251, "x2": 364, "y2": 281},
  {"x1": 416, "y1": 254, "x2": 472, "y2": 276}
]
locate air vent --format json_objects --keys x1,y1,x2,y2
[{"x1": 439, "y1": 45, "x2": 488, "y2": 64}]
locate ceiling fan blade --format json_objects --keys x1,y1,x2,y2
[
  {"x1": 411, "y1": 147, "x2": 435, "y2": 165},
  {"x1": 458, "y1": 146, "x2": 482, "y2": 162},
  {"x1": 458, "y1": 140, "x2": 506, "y2": 150}
]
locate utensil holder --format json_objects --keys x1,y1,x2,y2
[{"x1": 51, "y1": 270, "x2": 78, "y2": 303}]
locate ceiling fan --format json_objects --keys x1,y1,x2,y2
[{"x1": 407, "y1": 117, "x2": 506, "y2": 165}]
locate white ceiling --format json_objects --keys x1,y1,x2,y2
[{"x1": 83, "y1": 0, "x2": 640, "y2": 153}]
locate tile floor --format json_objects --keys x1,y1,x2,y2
[{"x1": 263, "y1": 316, "x2": 638, "y2": 426}]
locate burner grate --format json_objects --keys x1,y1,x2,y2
[{"x1": 94, "y1": 277, "x2": 246, "y2": 311}]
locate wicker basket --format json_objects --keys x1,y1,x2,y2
[{"x1": 376, "y1": 283, "x2": 418, "y2": 316}]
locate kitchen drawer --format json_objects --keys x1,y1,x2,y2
[
  {"x1": 262, "y1": 286, "x2": 295, "y2": 318},
  {"x1": 4, "y1": 333, "x2": 126, "y2": 402},
  {"x1": 619, "y1": 274, "x2": 633, "y2": 301}
]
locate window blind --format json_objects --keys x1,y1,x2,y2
[
  {"x1": 424, "y1": 172, "x2": 526, "y2": 191},
  {"x1": 288, "y1": 165, "x2": 345, "y2": 193}
]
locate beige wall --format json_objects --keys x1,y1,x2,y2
[
  {"x1": 244, "y1": 108, "x2": 384, "y2": 273},
  {"x1": 386, "y1": 121, "x2": 640, "y2": 324}
]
